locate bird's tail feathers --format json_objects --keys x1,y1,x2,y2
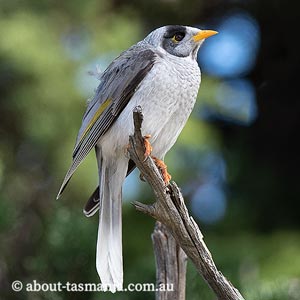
[
  {"x1": 83, "y1": 187, "x2": 100, "y2": 217},
  {"x1": 96, "y1": 154, "x2": 127, "y2": 292}
]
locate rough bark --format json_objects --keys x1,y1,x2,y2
[{"x1": 152, "y1": 221, "x2": 187, "y2": 300}]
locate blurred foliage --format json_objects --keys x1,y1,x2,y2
[{"x1": 0, "y1": 0, "x2": 299, "y2": 300}]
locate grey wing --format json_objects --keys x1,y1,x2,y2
[{"x1": 57, "y1": 45, "x2": 157, "y2": 198}]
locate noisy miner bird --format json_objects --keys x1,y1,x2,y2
[{"x1": 57, "y1": 25, "x2": 217, "y2": 292}]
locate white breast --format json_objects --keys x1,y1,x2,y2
[{"x1": 100, "y1": 53, "x2": 201, "y2": 159}]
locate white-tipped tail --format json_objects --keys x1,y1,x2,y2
[{"x1": 96, "y1": 153, "x2": 128, "y2": 293}]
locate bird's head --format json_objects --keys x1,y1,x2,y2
[{"x1": 144, "y1": 25, "x2": 218, "y2": 59}]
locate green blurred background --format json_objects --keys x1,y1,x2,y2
[{"x1": 0, "y1": 0, "x2": 299, "y2": 299}]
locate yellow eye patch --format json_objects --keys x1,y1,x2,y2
[
  {"x1": 172, "y1": 35, "x2": 179, "y2": 43},
  {"x1": 171, "y1": 32, "x2": 185, "y2": 43}
]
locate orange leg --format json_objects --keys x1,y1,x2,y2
[
  {"x1": 141, "y1": 135, "x2": 171, "y2": 185},
  {"x1": 152, "y1": 157, "x2": 172, "y2": 185},
  {"x1": 143, "y1": 134, "x2": 153, "y2": 158},
  {"x1": 126, "y1": 134, "x2": 152, "y2": 159}
]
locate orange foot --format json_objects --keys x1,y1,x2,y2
[
  {"x1": 152, "y1": 157, "x2": 172, "y2": 185},
  {"x1": 143, "y1": 134, "x2": 153, "y2": 158}
]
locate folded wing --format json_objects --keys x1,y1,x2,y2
[{"x1": 57, "y1": 45, "x2": 157, "y2": 198}]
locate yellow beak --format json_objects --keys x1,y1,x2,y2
[{"x1": 193, "y1": 30, "x2": 218, "y2": 42}]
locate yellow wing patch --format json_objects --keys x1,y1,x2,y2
[{"x1": 78, "y1": 98, "x2": 112, "y2": 143}]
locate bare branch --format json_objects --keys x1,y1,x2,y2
[
  {"x1": 128, "y1": 107, "x2": 245, "y2": 300},
  {"x1": 152, "y1": 221, "x2": 187, "y2": 300}
]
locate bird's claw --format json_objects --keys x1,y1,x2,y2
[
  {"x1": 143, "y1": 134, "x2": 152, "y2": 159},
  {"x1": 152, "y1": 157, "x2": 172, "y2": 185}
]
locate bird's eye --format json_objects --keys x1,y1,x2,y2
[{"x1": 172, "y1": 32, "x2": 185, "y2": 43}]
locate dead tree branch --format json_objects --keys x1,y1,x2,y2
[
  {"x1": 152, "y1": 221, "x2": 187, "y2": 300},
  {"x1": 128, "y1": 106, "x2": 245, "y2": 300}
]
